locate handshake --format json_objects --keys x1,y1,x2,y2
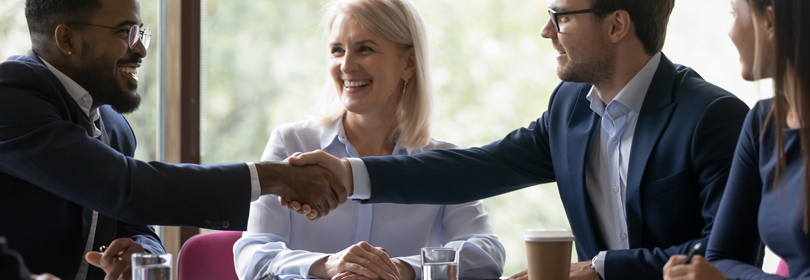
[{"x1": 255, "y1": 150, "x2": 354, "y2": 220}]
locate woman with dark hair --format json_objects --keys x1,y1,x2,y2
[{"x1": 663, "y1": 0, "x2": 810, "y2": 279}]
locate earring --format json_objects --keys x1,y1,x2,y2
[
  {"x1": 403, "y1": 78, "x2": 409, "y2": 87},
  {"x1": 67, "y1": 51, "x2": 72, "y2": 55}
]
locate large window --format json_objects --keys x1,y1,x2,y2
[{"x1": 0, "y1": 0, "x2": 777, "y2": 276}]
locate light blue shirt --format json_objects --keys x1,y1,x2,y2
[
  {"x1": 585, "y1": 52, "x2": 661, "y2": 278},
  {"x1": 234, "y1": 118, "x2": 505, "y2": 280},
  {"x1": 349, "y1": 53, "x2": 662, "y2": 279}
]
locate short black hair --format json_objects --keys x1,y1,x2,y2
[
  {"x1": 25, "y1": 0, "x2": 102, "y2": 47},
  {"x1": 591, "y1": 0, "x2": 675, "y2": 55}
]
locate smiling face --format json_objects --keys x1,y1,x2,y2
[
  {"x1": 729, "y1": 0, "x2": 773, "y2": 81},
  {"x1": 328, "y1": 13, "x2": 413, "y2": 116},
  {"x1": 71, "y1": 0, "x2": 146, "y2": 114},
  {"x1": 541, "y1": 0, "x2": 615, "y2": 84}
]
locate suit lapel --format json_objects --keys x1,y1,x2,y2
[
  {"x1": 567, "y1": 85, "x2": 605, "y2": 251},
  {"x1": 25, "y1": 50, "x2": 96, "y2": 137},
  {"x1": 624, "y1": 55, "x2": 678, "y2": 248}
]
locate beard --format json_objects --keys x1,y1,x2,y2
[
  {"x1": 73, "y1": 42, "x2": 142, "y2": 114},
  {"x1": 556, "y1": 36, "x2": 615, "y2": 85}
]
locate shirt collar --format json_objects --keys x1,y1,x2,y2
[
  {"x1": 39, "y1": 56, "x2": 95, "y2": 117},
  {"x1": 318, "y1": 117, "x2": 407, "y2": 156},
  {"x1": 319, "y1": 117, "x2": 345, "y2": 150},
  {"x1": 586, "y1": 52, "x2": 662, "y2": 116}
]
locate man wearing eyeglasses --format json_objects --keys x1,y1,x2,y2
[
  {"x1": 0, "y1": 0, "x2": 347, "y2": 279},
  {"x1": 284, "y1": 0, "x2": 754, "y2": 279}
]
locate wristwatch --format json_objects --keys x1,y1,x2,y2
[{"x1": 591, "y1": 255, "x2": 604, "y2": 280}]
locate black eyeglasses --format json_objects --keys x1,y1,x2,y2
[
  {"x1": 67, "y1": 22, "x2": 151, "y2": 50},
  {"x1": 547, "y1": 8, "x2": 604, "y2": 32}
]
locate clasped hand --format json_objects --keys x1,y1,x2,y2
[
  {"x1": 274, "y1": 150, "x2": 354, "y2": 220},
  {"x1": 309, "y1": 241, "x2": 412, "y2": 280}
]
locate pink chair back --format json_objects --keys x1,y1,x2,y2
[
  {"x1": 178, "y1": 231, "x2": 243, "y2": 280},
  {"x1": 776, "y1": 259, "x2": 789, "y2": 277}
]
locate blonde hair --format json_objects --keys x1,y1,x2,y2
[{"x1": 315, "y1": 0, "x2": 434, "y2": 148}]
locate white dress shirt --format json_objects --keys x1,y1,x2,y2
[
  {"x1": 348, "y1": 53, "x2": 663, "y2": 278},
  {"x1": 234, "y1": 119, "x2": 505, "y2": 280}
]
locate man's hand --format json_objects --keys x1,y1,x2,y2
[
  {"x1": 570, "y1": 261, "x2": 600, "y2": 280},
  {"x1": 663, "y1": 255, "x2": 727, "y2": 280},
  {"x1": 278, "y1": 150, "x2": 354, "y2": 220},
  {"x1": 85, "y1": 238, "x2": 144, "y2": 280},
  {"x1": 288, "y1": 150, "x2": 353, "y2": 193},
  {"x1": 254, "y1": 160, "x2": 348, "y2": 219},
  {"x1": 309, "y1": 241, "x2": 400, "y2": 280},
  {"x1": 508, "y1": 269, "x2": 528, "y2": 280}
]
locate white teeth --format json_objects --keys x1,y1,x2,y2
[
  {"x1": 119, "y1": 66, "x2": 138, "y2": 75},
  {"x1": 344, "y1": 80, "x2": 372, "y2": 88}
]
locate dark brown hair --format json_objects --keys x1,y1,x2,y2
[
  {"x1": 590, "y1": 0, "x2": 675, "y2": 55},
  {"x1": 756, "y1": 0, "x2": 810, "y2": 231}
]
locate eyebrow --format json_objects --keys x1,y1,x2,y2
[
  {"x1": 354, "y1": 40, "x2": 379, "y2": 47},
  {"x1": 113, "y1": 20, "x2": 142, "y2": 28},
  {"x1": 329, "y1": 40, "x2": 380, "y2": 48}
]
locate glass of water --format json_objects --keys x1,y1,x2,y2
[
  {"x1": 131, "y1": 253, "x2": 172, "y2": 280},
  {"x1": 421, "y1": 247, "x2": 459, "y2": 280}
]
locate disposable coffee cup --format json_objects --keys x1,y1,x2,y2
[{"x1": 524, "y1": 229, "x2": 574, "y2": 280}]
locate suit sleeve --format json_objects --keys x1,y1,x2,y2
[
  {"x1": 603, "y1": 96, "x2": 750, "y2": 279},
  {"x1": 0, "y1": 66, "x2": 252, "y2": 230},
  {"x1": 116, "y1": 223, "x2": 165, "y2": 255},
  {"x1": 361, "y1": 86, "x2": 562, "y2": 204}
]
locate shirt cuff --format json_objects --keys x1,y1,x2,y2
[
  {"x1": 595, "y1": 251, "x2": 607, "y2": 279},
  {"x1": 246, "y1": 162, "x2": 261, "y2": 201},
  {"x1": 346, "y1": 158, "x2": 371, "y2": 200}
]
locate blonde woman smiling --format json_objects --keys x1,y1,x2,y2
[{"x1": 234, "y1": 1, "x2": 505, "y2": 280}]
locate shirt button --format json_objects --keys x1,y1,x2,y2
[
  {"x1": 621, "y1": 233, "x2": 628, "y2": 240},
  {"x1": 613, "y1": 186, "x2": 620, "y2": 193},
  {"x1": 612, "y1": 139, "x2": 618, "y2": 145}
]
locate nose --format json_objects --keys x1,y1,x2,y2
[
  {"x1": 132, "y1": 39, "x2": 147, "y2": 59},
  {"x1": 541, "y1": 18, "x2": 556, "y2": 39},
  {"x1": 340, "y1": 52, "x2": 358, "y2": 73}
]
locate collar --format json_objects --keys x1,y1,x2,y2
[
  {"x1": 319, "y1": 117, "x2": 407, "y2": 155},
  {"x1": 586, "y1": 52, "x2": 662, "y2": 116},
  {"x1": 38, "y1": 56, "x2": 95, "y2": 117},
  {"x1": 319, "y1": 117, "x2": 345, "y2": 150}
]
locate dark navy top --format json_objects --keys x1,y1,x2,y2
[{"x1": 706, "y1": 99, "x2": 809, "y2": 279}]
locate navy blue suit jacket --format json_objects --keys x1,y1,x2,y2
[
  {"x1": 361, "y1": 54, "x2": 750, "y2": 279},
  {"x1": 0, "y1": 51, "x2": 252, "y2": 279}
]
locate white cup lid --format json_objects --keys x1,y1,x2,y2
[{"x1": 523, "y1": 229, "x2": 575, "y2": 242}]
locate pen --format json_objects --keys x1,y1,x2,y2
[{"x1": 681, "y1": 242, "x2": 702, "y2": 264}]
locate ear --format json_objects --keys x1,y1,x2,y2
[
  {"x1": 762, "y1": 6, "x2": 775, "y2": 42},
  {"x1": 54, "y1": 24, "x2": 77, "y2": 56},
  {"x1": 606, "y1": 10, "x2": 632, "y2": 44},
  {"x1": 401, "y1": 47, "x2": 416, "y2": 81}
]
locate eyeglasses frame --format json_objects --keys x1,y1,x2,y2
[
  {"x1": 66, "y1": 22, "x2": 151, "y2": 50},
  {"x1": 547, "y1": 8, "x2": 605, "y2": 32}
]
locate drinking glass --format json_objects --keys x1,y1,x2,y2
[
  {"x1": 421, "y1": 247, "x2": 459, "y2": 280},
  {"x1": 131, "y1": 253, "x2": 172, "y2": 280}
]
